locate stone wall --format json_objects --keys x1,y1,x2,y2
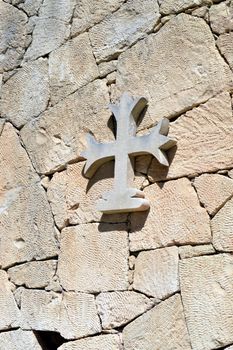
[{"x1": 1, "y1": 0, "x2": 233, "y2": 349}]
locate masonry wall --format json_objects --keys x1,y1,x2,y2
[{"x1": 1, "y1": 0, "x2": 233, "y2": 349}]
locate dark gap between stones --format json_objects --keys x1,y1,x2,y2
[{"x1": 34, "y1": 330, "x2": 68, "y2": 350}]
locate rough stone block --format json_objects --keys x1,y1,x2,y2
[
  {"x1": 58, "y1": 334, "x2": 122, "y2": 350},
  {"x1": 159, "y1": 0, "x2": 211, "y2": 14},
  {"x1": 0, "y1": 329, "x2": 43, "y2": 350},
  {"x1": 179, "y1": 244, "x2": 215, "y2": 259},
  {"x1": 209, "y1": 1, "x2": 233, "y2": 34},
  {"x1": 217, "y1": 33, "x2": 233, "y2": 71}
]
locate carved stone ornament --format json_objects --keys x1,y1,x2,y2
[{"x1": 82, "y1": 92, "x2": 176, "y2": 214}]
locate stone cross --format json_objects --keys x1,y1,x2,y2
[{"x1": 82, "y1": 92, "x2": 176, "y2": 214}]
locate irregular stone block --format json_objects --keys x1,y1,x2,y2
[
  {"x1": 18, "y1": 0, "x2": 43, "y2": 16},
  {"x1": 130, "y1": 178, "x2": 211, "y2": 251},
  {"x1": 194, "y1": 174, "x2": 233, "y2": 216},
  {"x1": 1, "y1": 59, "x2": 50, "y2": 128},
  {"x1": 89, "y1": 0, "x2": 160, "y2": 62},
  {"x1": 98, "y1": 60, "x2": 118, "y2": 77},
  {"x1": 8, "y1": 260, "x2": 57, "y2": 289},
  {"x1": 71, "y1": 0, "x2": 124, "y2": 36},
  {"x1": 0, "y1": 1, "x2": 28, "y2": 72},
  {"x1": 20, "y1": 289, "x2": 101, "y2": 340},
  {"x1": 133, "y1": 247, "x2": 179, "y2": 299},
  {"x1": 115, "y1": 14, "x2": 233, "y2": 128},
  {"x1": 49, "y1": 33, "x2": 99, "y2": 105},
  {"x1": 0, "y1": 270, "x2": 20, "y2": 330},
  {"x1": 180, "y1": 254, "x2": 233, "y2": 350},
  {"x1": 123, "y1": 294, "x2": 192, "y2": 350},
  {"x1": 58, "y1": 334, "x2": 122, "y2": 350},
  {"x1": 39, "y1": 0, "x2": 76, "y2": 22},
  {"x1": 211, "y1": 197, "x2": 233, "y2": 252},
  {"x1": 96, "y1": 291, "x2": 153, "y2": 329},
  {"x1": 217, "y1": 33, "x2": 233, "y2": 70},
  {"x1": 20, "y1": 80, "x2": 111, "y2": 174},
  {"x1": 209, "y1": 1, "x2": 233, "y2": 34},
  {"x1": 159, "y1": 0, "x2": 211, "y2": 14},
  {"x1": 148, "y1": 92, "x2": 233, "y2": 181},
  {"x1": 179, "y1": 244, "x2": 215, "y2": 259},
  {"x1": 0, "y1": 329, "x2": 43, "y2": 350},
  {"x1": 57, "y1": 223, "x2": 129, "y2": 293}
]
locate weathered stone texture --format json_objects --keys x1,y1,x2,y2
[
  {"x1": 194, "y1": 174, "x2": 233, "y2": 216},
  {"x1": 217, "y1": 33, "x2": 233, "y2": 71},
  {"x1": 133, "y1": 247, "x2": 179, "y2": 299},
  {"x1": 58, "y1": 334, "x2": 122, "y2": 350},
  {"x1": 180, "y1": 254, "x2": 233, "y2": 350},
  {"x1": 115, "y1": 14, "x2": 233, "y2": 128},
  {"x1": 89, "y1": 0, "x2": 160, "y2": 62},
  {"x1": 20, "y1": 79, "x2": 111, "y2": 174},
  {"x1": 159, "y1": 0, "x2": 211, "y2": 14},
  {"x1": 0, "y1": 329, "x2": 43, "y2": 350},
  {"x1": 20, "y1": 289, "x2": 101, "y2": 339},
  {"x1": 58, "y1": 224, "x2": 129, "y2": 293},
  {"x1": 18, "y1": 0, "x2": 43, "y2": 16},
  {"x1": 8, "y1": 260, "x2": 57, "y2": 289},
  {"x1": 123, "y1": 294, "x2": 192, "y2": 350},
  {"x1": 96, "y1": 291, "x2": 153, "y2": 329},
  {"x1": 211, "y1": 197, "x2": 233, "y2": 252},
  {"x1": 49, "y1": 33, "x2": 99, "y2": 105},
  {"x1": 1, "y1": 59, "x2": 50, "y2": 128},
  {"x1": 148, "y1": 92, "x2": 233, "y2": 181},
  {"x1": 209, "y1": 1, "x2": 233, "y2": 34},
  {"x1": 179, "y1": 244, "x2": 215, "y2": 259},
  {"x1": 0, "y1": 1, "x2": 28, "y2": 72},
  {"x1": 130, "y1": 178, "x2": 211, "y2": 251},
  {"x1": 71, "y1": 0, "x2": 124, "y2": 36}
]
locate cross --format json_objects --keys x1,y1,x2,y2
[{"x1": 82, "y1": 92, "x2": 176, "y2": 214}]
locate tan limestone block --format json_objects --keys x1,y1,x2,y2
[
  {"x1": 96, "y1": 291, "x2": 154, "y2": 329},
  {"x1": 58, "y1": 334, "x2": 122, "y2": 350},
  {"x1": 159, "y1": 0, "x2": 211, "y2": 15},
  {"x1": 18, "y1": 0, "x2": 43, "y2": 16},
  {"x1": 49, "y1": 33, "x2": 99, "y2": 105},
  {"x1": 57, "y1": 223, "x2": 129, "y2": 293},
  {"x1": 20, "y1": 289, "x2": 101, "y2": 340},
  {"x1": 123, "y1": 294, "x2": 192, "y2": 350},
  {"x1": 194, "y1": 174, "x2": 233, "y2": 216},
  {"x1": 0, "y1": 329, "x2": 43, "y2": 350},
  {"x1": 209, "y1": 1, "x2": 233, "y2": 34},
  {"x1": 180, "y1": 254, "x2": 233, "y2": 350},
  {"x1": 217, "y1": 33, "x2": 233, "y2": 70},
  {"x1": 20, "y1": 79, "x2": 111, "y2": 174},
  {"x1": 179, "y1": 244, "x2": 215, "y2": 259},
  {"x1": 130, "y1": 178, "x2": 211, "y2": 251},
  {"x1": 115, "y1": 14, "x2": 233, "y2": 128}
]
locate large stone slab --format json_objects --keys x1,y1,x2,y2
[
  {"x1": 180, "y1": 254, "x2": 233, "y2": 350},
  {"x1": 0, "y1": 270, "x2": 20, "y2": 330},
  {"x1": 57, "y1": 223, "x2": 129, "y2": 293},
  {"x1": 209, "y1": 1, "x2": 233, "y2": 35},
  {"x1": 130, "y1": 178, "x2": 211, "y2": 251},
  {"x1": 0, "y1": 329, "x2": 43, "y2": 350},
  {"x1": 133, "y1": 247, "x2": 179, "y2": 299},
  {"x1": 0, "y1": 1, "x2": 28, "y2": 72},
  {"x1": 20, "y1": 79, "x2": 111, "y2": 174},
  {"x1": 1, "y1": 59, "x2": 49, "y2": 128},
  {"x1": 49, "y1": 33, "x2": 99, "y2": 105},
  {"x1": 194, "y1": 174, "x2": 233, "y2": 216},
  {"x1": 148, "y1": 92, "x2": 233, "y2": 181},
  {"x1": 159, "y1": 0, "x2": 211, "y2": 14},
  {"x1": 217, "y1": 33, "x2": 233, "y2": 71},
  {"x1": 123, "y1": 294, "x2": 192, "y2": 350},
  {"x1": 96, "y1": 291, "x2": 153, "y2": 329},
  {"x1": 179, "y1": 244, "x2": 215, "y2": 259},
  {"x1": 20, "y1": 289, "x2": 101, "y2": 340},
  {"x1": 211, "y1": 197, "x2": 233, "y2": 252},
  {"x1": 115, "y1": 14, "x2": 233, "y2": 128},
  {"x1": 89, "y1": 0, "x2": 160, "y2": 62},
  {"x1": 58, "y1": 334, "x2": 122, "y2": 350}
]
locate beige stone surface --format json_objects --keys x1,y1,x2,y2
[
  {"x1": 148, "y1": 92, "x2": 233, "y2": 181},
  {"x1": 96, "y1": 291, "x2": 153, "y2": 329},
  {"x1": 71, "y1": 0, "x2": 124, "y2": 36},
  {"x1": 18, "y1": 0, "x2": 43, "y2": 16},
  {"x1": 1, "y1": 59, "x2": 50, "y2": 128},
  {"x1": 209, "y1": 1, "x2": 233, "y2": 34},
  {"x1": 130, "y1": 178, "x2": 211, "y2": 251},
  {"x1": 217, "y1": 33, "x2": 233, "y2": 70},
  {"x1": 89, "y1": 0, "x2": 160, "y2": 62},
  {"x1": 115, "y1": 14, "x2": 233, "y2": 127},
  {"x1": 57, "y1": 224, "x2": 129, "y2": 293},
  {"x1": 180, "y1": 254, "x2": 233, "y2": 350},
  {"x1": 20, "y1": 289, "x2": 101, "y2": 339},
  {"x1": 133, "y1": 247, "x2": 179, "y2": 299},
  {"x1": 123, "y1": 294, "x2": 192, "y2": 350},
  {"x1": 194, "y1": 174, "x2": 233, "y2": 216},
  {"x1": 229, "y1": 169, "x2": 233, "y2": 178},
  {"x1": 0, "y1": 1, "x2": 28, "y2": 73},
  {"x1": 58, "y1": 334, "x2": 122, "y2": 350},
  {"x1": 49, "y1": 33, "x2": 99, "y2": 105},
  {"x1": 211, "y1": 197, "x2": 233, "y2": 252},
  {"x1": 0, "y1": 329, "x2": 43, "y2": 350},
  {"x1": 98, "y1": 60, "x2": 118, "y2": 77},
  {"x1": 8, "y1": 260, "x2": 57, "y2": 288},
  {"x1": 179, "y1": 244, "x2": 215, "y2": 259},
  {"x1": 0, "y1": 270, "x2": 20, "y2": 330},
  {"x1": 159, "y1": 0, "x2": 211, "y2": 15},
  {"x1": 47, "y1": 161, "x2": 128, "y2": 228},
  {"x1": 20, "y1": 79, "x2": 111, "y2": 174}
]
